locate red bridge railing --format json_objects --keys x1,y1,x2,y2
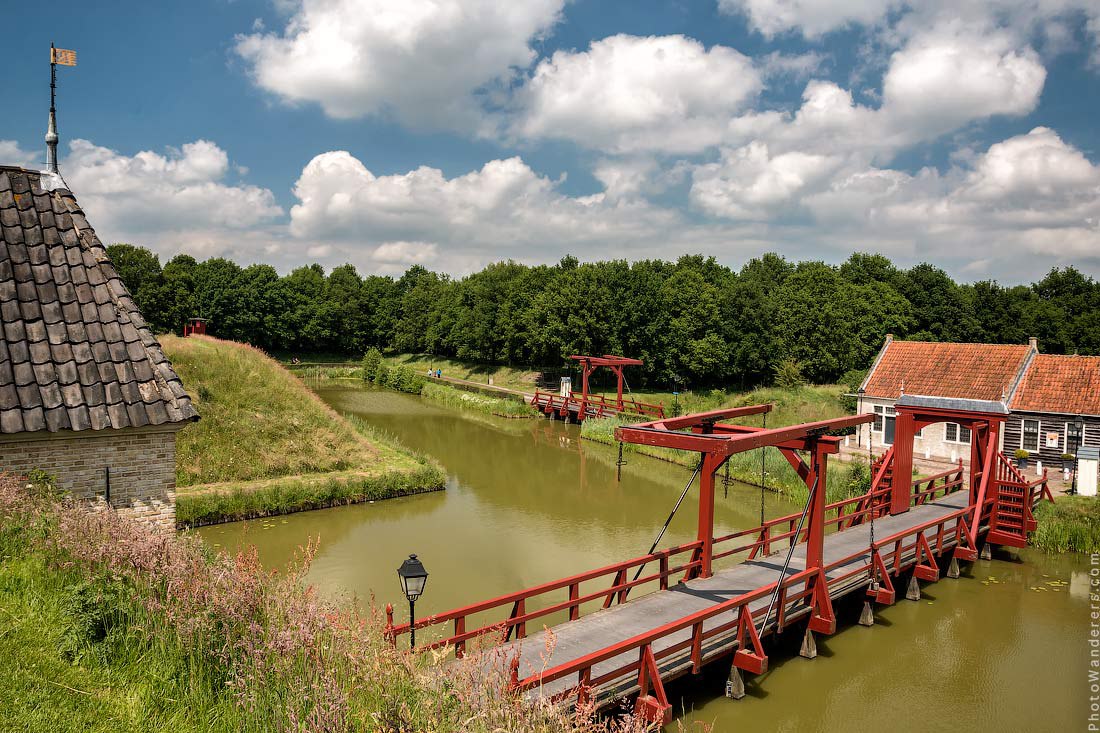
[
  {"x1": 387, "y1": 539, "x2": 704, "y2": 658},
  {"x1": 530, "y1": 390, "x2": 665, "y2": 420},
  {"x1": 387, "y1": 463, "x2": 967, "y2": 655},
  {"x1": 508, "y1": 502, "x2": 978, "y2": 711}
]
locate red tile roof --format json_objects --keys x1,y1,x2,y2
[
  {"x1": 1010, "y1": 354, "x2": 1100, "y2": 415},
  {"x1": 862, "y1": 340, "x2": 1031, "y2": 402}
]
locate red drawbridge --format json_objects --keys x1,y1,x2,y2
[
  {"x1": 530, "y1": 355, "x2": 665, "y2": 421},
  {"x1": 387, "y1": 396, "x2": 1053, "y2": 724}
]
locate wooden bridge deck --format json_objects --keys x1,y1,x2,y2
[{"x1": 489, "y1": 490, "x2": 972, "y2": 705}]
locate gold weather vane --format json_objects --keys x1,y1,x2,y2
[{"x1": 46, "y1": 43, "x2": 77, "y2": 175}]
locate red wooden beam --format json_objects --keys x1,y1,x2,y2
[
  {"x1": 569, "y1": 354, "x2": 644, "y2": 367},
  {"x1": 628, "y1": 404, "x2": 771, "y2": 432},
  {"x1": 617, "y1": 410, "x2": 870, "y2": 458}
]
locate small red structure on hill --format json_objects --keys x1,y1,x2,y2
[
  {"x1": 183, "y1": 317, "x2": 208, "y2": 337},
  {"x1": 530, "y1": 354, "x2": 663, "y2": 421}
]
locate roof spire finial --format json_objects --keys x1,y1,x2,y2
[{"x1": 45, "y1": 43, "x2": 76, "y2": 176}]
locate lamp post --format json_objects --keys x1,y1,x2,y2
[
  {"x1": 1072, "y1": 415, "x2": 1084, "y2": 496},
  {"x1": 857, "y1": 387, "x2": 866, "y2": 447},
  {"x1": 397, "y1": 554, "x2": 429, "y2": 649}
]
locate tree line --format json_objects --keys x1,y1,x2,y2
[{"x1": 106, "y1": 245, "x2": 1100, "y2": 388}]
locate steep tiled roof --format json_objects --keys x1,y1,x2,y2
[
  {"x1": 0, "y1": 166, "x2": 198, "y2": 434},
  {"x1": 862, "y1": 339, "x2": 1032, "y2": 402},
  {"x1": 1010, "y1": 354, "x2": 1100, "y2": 416}
]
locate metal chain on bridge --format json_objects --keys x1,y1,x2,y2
[
  {"x1": 867, "y1": 423, "x2": 877, "y2": 587},
  {"x1": 616, "y1": 442, "x2": 626, "y2": 482}
]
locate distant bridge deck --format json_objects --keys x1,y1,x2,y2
[
  {"x1": 488, "y1": 490, "x2": 973, "y2": 705},
  {"x1": 530, "y1": 389, "x2": 664, "y2": 422}
]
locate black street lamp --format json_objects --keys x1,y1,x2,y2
[
  {"x1": 1072, "y1": 415, "x2": 1085, "y2": 496},
  {"x1": 397, "y1": 554, "x2": 429, "y2": 649},
  {"x1": 857, "y1": 388, "x2": 866, "y2": 447}
]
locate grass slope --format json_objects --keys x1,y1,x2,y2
[{"x1": 162, "y1": 336, "x2": 443, "y2": 526}]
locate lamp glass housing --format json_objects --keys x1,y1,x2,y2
[{"x1": 398, "y1": 554, "x2": 428, "y2": 602}]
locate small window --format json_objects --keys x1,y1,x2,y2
[
  {"x1": 1022, "y1": 419, "x2": 1039, "y2": 452},
  {"x1": 1067, "y1": 422, "x2": 1084, "y2": 449},
  {"x1": 873, "y1": 406, "x2": 883, "y2": 432},
  {"x1": 945, "y1": 423, "x2": 970, "y2": 444}
]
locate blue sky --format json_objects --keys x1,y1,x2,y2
[{"x1": 4, "y1": 0, "x2": 1099, "y2": 282}]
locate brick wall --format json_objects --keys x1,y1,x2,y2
[{"x1": 0, "y1": 425, "x2": 180, "y2": 530}]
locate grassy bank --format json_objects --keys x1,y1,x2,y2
[
  {"x1": 581, "y1": 384, "x2": 866, "y2": 506},
  {"x1": 383, "y1": 353, "x2": 542, "y2": 393},
  {"x1": 0, "y1": 475, "x2": 643, "y2": 733},
  {"x1": 161, "y1": 336, "x2": 443, "y2": 526},
  {"x1": 420, "y1": 382, "x2": 536, "y2": 418},
  {"x1": 1032, "y1": 496, "x2": 1100, "y2": 554}
]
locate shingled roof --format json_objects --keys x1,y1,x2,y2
[
  {"x1": 861, "y1": 337, "x2": 1033, "y2": 403},
  {"x1": 1010, "y1": 354, "x2": 1100, "y2": 416},
  {"x1": 0, "y1": 166, "x2": 198, "y2": 434}
]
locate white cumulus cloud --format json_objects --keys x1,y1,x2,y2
[
  {"x1": 0, "y1": 140, "x2": 38, "y2": 169},
  {"x1": 512, "y1": 34, "x2": 762, "y2": 154},
  {"x1": 719, "y1": 0, "x2": 897, "y2": 39},
  {"x1": 288, "y1": 150, "x2": 683, "y2": 273},
  {"x1": 235, "y1": 0, "x2": 563, "y2": 129},
  {"x1": 61, "y1": 139, "x2": 284, "y2": 260},
  {"x1": 799, "y1": 127, "x2": 1100, "y2": 263}
]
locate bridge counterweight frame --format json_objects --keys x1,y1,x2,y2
[{"x1": 615, "y1": 405, "x2": 874, "y2": 580}]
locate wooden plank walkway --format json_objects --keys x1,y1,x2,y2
[{"x1": 490, "y1": 490, "x2": 972, "y2": 705}]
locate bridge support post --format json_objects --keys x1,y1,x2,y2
[
  {"x1": 859, "y1": 601, "x2": 875, "y2": 627},
  {"x1": 725, "y1": 666, "x2": 746, "y2": 700},
  {"x1": 947, "y1": 556, "x2": 960, "y2": 579},
  {"x1": 890, "y1": 412, "x2": 917, "y2": 515},
  {"x1": 906, "y1": 575, "x2": 921, "y2": 601},
  {"x1": 695, "y1": 452, "x2": 722, "y2": 579},
  {"x1": 980, "y1": 543, "x2": 993, "y2": 560},
  {"x1": 799, "y1": 628, "x2": 817, "y2": 659}
]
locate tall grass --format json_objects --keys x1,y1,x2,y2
[
  {"x1": 176, "y1": 464, "x2": 445, "y2": 528},
  {"x1": 421, "y1": 382, "x2": 537, "y2": 418},
  {"x1": 1032, "y1": 496, "x2": 1100, "y2": 554},
  {"x1": 0, "y1": 474, "x2": 652, "y2": 733}
]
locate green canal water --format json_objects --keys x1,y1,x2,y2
[{"x1": 198, "y1": 383, "x2": 1090, "y2": 732}]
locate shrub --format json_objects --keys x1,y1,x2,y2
[
  {"x1": 844, "y1": 460, "x2": 872, "y2": 497},
  {"x1": 361, "y1": 348, "x2": 383, "y2": 382},
  {"x1": 838, "y1": 368, "x2": 868, "y2": 411},
  {"x1": 371, "y1": 365, "x2": 424, "y2": 395},
  {"x1": 1015, "y1": 449, "x2": 1030, "y2": 460},
  {"x1": 774, "y1": 359, "x2": 805, "y2": 389}
]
